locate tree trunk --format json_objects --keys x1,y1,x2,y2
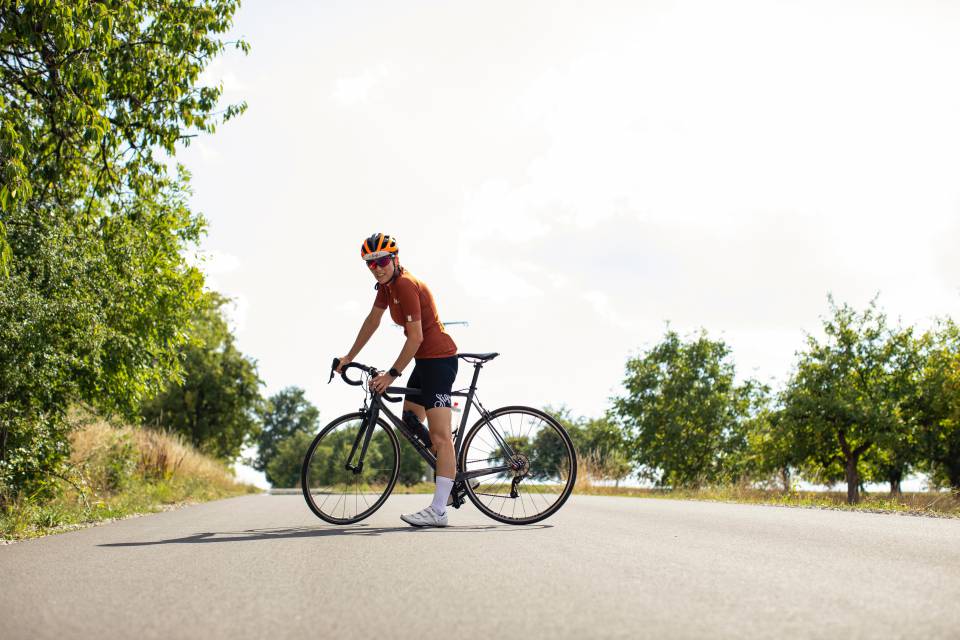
[
  {"x1": 888, "y1": 470, "x2": 903, "y2": 497},
  {"x1": 845, "y1": 456, "x2": 860, "y2": 504},
  {"x1": 948, "y1": 466, "x2": 960, "y2": 493},
  {"x1": 780, "y1": 467, "x2": 790, "y2": 492}
]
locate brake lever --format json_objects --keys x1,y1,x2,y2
[
  {"x1": 329, "y1": 358, "x2": 340, "y2": 383},
  {"x1": 367, "y1": 368, "x2": 397, "y2": 402}
]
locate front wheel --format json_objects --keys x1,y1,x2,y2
[
  {"x1": 459, "y1": 406, "x2": 576, "y2": 525},
  {"x1": 301, "y1": 412, "x2": 400, "y2": 524}
]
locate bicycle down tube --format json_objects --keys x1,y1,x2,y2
[{"x1": 356, "y1": 365, "x2": 517, "y2": 483}]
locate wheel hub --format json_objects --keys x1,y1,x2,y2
[{"x1": 510, "y1": 453, "x2": 529, "y2": 477}]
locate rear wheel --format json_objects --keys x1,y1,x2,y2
[
  {"x1": 301, "y1": 412, "x2": 400, "y2": 524},
  {"x1": 459, "y1": 406, "x2": 576, "y2": 524}
]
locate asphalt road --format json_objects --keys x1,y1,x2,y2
[{"x1": 2, "y1": 493, "x2": 959, "y2": 639}]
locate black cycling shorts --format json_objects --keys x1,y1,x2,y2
[{"x1": 405, "y1": 356, "x2": 458, "y2": 409}]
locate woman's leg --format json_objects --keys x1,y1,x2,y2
[
  {"x1": 426, "y1": 407, "x2": 454, "y2": 479},
  {"x1": 426, "y1": 406, "x2": 455, "y2": 515},
  {"x1": 399, "y1": 357, "x2": 458, "y2": 526}
]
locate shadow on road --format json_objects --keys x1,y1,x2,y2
[{"x1": 99, "y1": 523, "x2": 551, "y2": 547}]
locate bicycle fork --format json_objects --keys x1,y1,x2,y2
[{"x1": 345, "y1": 409, "x2": 377, "y2": 474}]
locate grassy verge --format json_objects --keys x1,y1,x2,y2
[
  {"x1": 1, "y1": 417, "x2": 258, "y2": 542},
  {"x1": 572, "y1": 484, "x2": 960, "y2": 517},
  {"x1": 571, "y1": 454, "x2": 960, "y2": 518}
]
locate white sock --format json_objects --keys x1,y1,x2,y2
[{"x1": 431, "y1": 476, "x2": 454, "y2": 515}]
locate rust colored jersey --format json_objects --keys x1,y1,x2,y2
[{"x1": 374, "y1": 270, "x2": 458, "y2": 359}]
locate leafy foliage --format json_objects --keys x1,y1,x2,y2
[
  {"x1": 139, "y1": 294, "x2": 262, "y2": 461},
  {"x1": 254, "y1": 387, "x2": 319, "y2": 484},
  {"x1": 0, "y1": 1, "x2": 247, "y2": 501},
  {"x1": 913, "y1": 320, "x2": 960, "y2": 489},
  {"x1": 537, "y1": 406, "x2": 631, "y2": 483},
  {"x1": 264, "y1": 431, "x2": 315, "y2": 489},
  {"x1": 613, "y1": 330, "x2": 761, "y2": 488},
  {"x1": 779, "y1": 298, "x2": 917, "y2": 503}
]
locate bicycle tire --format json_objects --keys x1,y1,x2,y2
[
  {"x1": 459, "y1": 405, "x2": 577, "y2": 525},
  {"x1": 301, "y1": 411, "x2": 400, "y2": 525}
]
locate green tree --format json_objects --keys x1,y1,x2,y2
[
  {"x1": 531, "y1": 405, "x2": 584, "y2": 479},
  {"x1": 780, "y1": 298, "x2": 916, "y2": 503},
  {"x1": 741, "y1": 407, "x2": 802, "y2": 492},
  {"x1": 612, "y1": 330, "x2": 758, "y2": 488},
  {"x1": 254, "y1": 387, "x2": 319, "y2": 484},
  {"x1": 580, "y1": 415, "x2": 633, "y2": 486},
  {"x1": 265, "y1": 431, "x2": 315, "y2": 489},
  {"x1": 396, "y1": 438, "x2": 431, "y2": 486},
  {"x1": 913, "y1": 320, "x2": 960, "y2": 490},
  {"x1": 140, "y1": 294, "x2": 262, "y2": 461},
  {"x1": 0, "y1": 1, "x2": 247, "y2": 501}
]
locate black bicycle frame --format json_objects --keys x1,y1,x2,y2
[{"x1": 350, "y1": 360, "x2": 516, "y2": 484}]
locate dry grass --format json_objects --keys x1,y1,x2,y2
[
  {"x1": 573, "y1": 483, "x2": 960, "y2": 518},
  {"x1": 70, "y1": 419, "x2": 242, "y2": 494},
  {"x1": 573, "y1": 450, "x2": 607, "y2": 493}
]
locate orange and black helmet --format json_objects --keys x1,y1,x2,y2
[{"x1": 360, "y1": 233, "x2": 399, "y2": 260}]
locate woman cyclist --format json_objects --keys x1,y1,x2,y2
[{"x1": 335, "y1": 233, "x2": 458, "y2": 528}]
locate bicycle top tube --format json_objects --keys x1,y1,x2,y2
[{"x1": 330, "y1": 356, "x2": 494, "y2": 401}]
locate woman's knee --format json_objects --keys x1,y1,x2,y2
[{"x1": 425, "y1": 408, "x2": 453, "y2": 443}]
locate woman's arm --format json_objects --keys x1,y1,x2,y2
[{"x1": 337, "y1": 305, "x2": 386, "y2": 372}]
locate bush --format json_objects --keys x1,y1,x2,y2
[
  {"x1": 0, "y1": 416, "x2": 73, "y2": 505},
  {"x1": 265, "y1": 431, "x2": 315, "y2": 488}
]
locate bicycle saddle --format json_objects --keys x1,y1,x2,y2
[{"x1": 457, "y1": 352, "x2": 499, "y2": 362}]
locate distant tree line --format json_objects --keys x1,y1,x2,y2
[{"x1": 605, "y1": 298, "x2": 959, "y2": 503}]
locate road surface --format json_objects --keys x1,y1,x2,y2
[{"x1": 2, "y1": 494, "x2": 958, "y2": 639}]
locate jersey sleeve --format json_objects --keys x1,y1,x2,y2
[
  {"x1": 373, "y1": 285, "x2": 388, "y2": 310},
  {"x1": 395, "y1": 278, "x2": 422, "y2": 323}
]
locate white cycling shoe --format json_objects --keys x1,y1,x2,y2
[{"x1": 400, "y1": 505, "x2": 448, "y2": 528}]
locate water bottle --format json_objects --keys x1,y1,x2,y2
[{"x1": 402, "y1": 410, "x2": 433, "y2": 449}]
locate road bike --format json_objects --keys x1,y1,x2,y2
[{"x1": 300, "y1": 353, "x2": 577, "y2": 525}]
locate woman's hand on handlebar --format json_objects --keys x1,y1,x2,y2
[
  {"x1": 370, "y1": 371, "x2": 396, "y2": 394},
  {"x1": 335, "y1": 355, "x2": 353, "y2": 374}
]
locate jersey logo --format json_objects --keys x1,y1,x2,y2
[
  {"x1": 393, "y1": 298, "x2": 399, "y2": 304},
  {"x1": 406, "y1": 315, "x2": 413, "y2": 322}
]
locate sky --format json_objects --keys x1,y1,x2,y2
[{"x1": 174, "y1": 0, "x2": 960, "y2": 488}]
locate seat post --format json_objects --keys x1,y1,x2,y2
[{"x1": 468, "y1": 361, "x2": 483, "y2": 391}]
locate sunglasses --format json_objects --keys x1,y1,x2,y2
[{"x1": 365, "y1": 256, "x2": 393, "y2": 269}]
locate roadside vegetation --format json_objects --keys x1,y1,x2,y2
[
  {"x1": 558, "y1": 300, "x2": 960, "y2": 516},
  {"x1": 1, "y1": 411, "x2": 256, "y2": 541},
  {"x1": 0, "y1": 2, "x2": 255, "y2": 539},
  {"x1": 569, "y1": 453, "x2": 960, "y2": 518}
]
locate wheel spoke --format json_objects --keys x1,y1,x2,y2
[
  {"x1": 302, "y1": 416, "x2": 400, "y2": 523},
  {"x1": 460, "y1": 408, "x2": 575, "y2": 524}
]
